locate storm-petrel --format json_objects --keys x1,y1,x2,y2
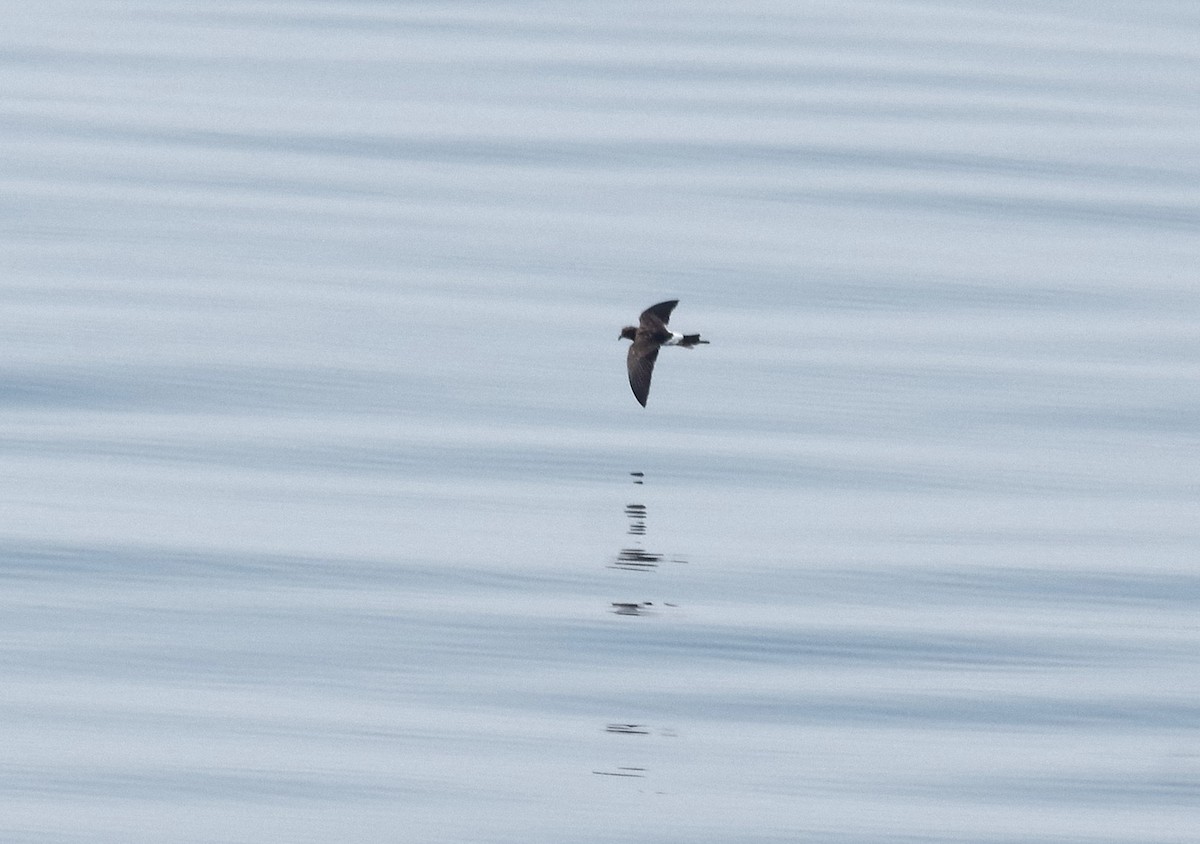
[{"x1": 619, "y1": 300, "x2": 709, "y2": 407}]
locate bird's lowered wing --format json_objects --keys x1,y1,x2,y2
[{"x1": 626, "y1": 339, "x2": 660, "y2": 407}]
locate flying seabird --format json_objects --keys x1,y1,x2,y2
[{"x1": 619, "y1": 299, "x2": 708, "y2": 407}]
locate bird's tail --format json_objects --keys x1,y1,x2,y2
[{"x1": 678, "y1": 334, "x2": 708, "y2": 347}]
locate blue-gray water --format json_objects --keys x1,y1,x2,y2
[{"x1": 3, "y1": 3, "x2": 1199, "y2": 842}]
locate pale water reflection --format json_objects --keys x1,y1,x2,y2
[{"x1": 2, "y1": 1, "x2": 1199, "y2": 842}]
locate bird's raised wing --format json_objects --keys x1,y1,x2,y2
[{"x1": 639, "y1": 300, "x2": 678, "y2": 330}]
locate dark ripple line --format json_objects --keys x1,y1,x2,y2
[{"x1": 5, "y1": 113, "x2": 1196, "y2": 190}]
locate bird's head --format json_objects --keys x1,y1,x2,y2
[{"x1": 619, "y1": 326, "x2": 637, "y2": 341}]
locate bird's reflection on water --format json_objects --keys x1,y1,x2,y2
[
  {"x1": 610, "y1": 601, "x2": 654, "y2": 616},
  {"x1": 596, "y1": 471, "x2": 686, "y2": 783},
  {"x1": 609, "y1": 485, "x2": 688, "y2": 572},
  {"x1": 624, "y1": 503, "x2": 646, "y2": 536},
  {"x1": 611, "y1": 548, "x2": 662, "y2": 571}
]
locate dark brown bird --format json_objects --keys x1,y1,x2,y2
[{"x1": 618, "y1": 300, "x2": 709, "y2": 407}]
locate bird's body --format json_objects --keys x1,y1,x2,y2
[{"x1": 619, "y1": 299, "x2": 708, "y2": 407}]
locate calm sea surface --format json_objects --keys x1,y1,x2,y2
[{"x1": 2, "y1": 2, "x2": 1199, "y2": 842}]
